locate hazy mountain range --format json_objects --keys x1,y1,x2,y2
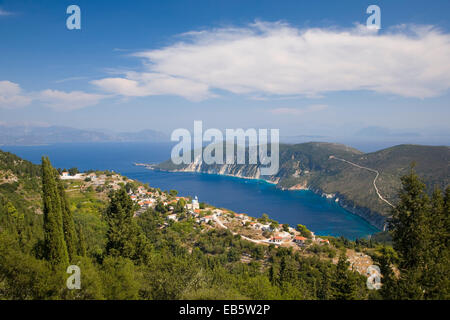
[{"x1": 0, "y1": 125, "x2": 169, "y2": 145}]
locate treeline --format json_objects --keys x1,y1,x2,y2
[{"x1": 0, "y1": 156, "x2": 448, "y2": 300}]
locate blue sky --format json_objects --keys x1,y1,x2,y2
[{"x1": 0, "y1": 0, "x2": 449, "y2": 147}]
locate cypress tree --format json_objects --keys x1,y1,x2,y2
[
  {"x1": 76, "y1": 224, "x2": 87, "y2": 257},
  {"x1": 57, "y1": 178, "x2": 77, "y2": 262},
  {"x1": 41, "y1": 157, "x2": 69, "y2": 267},
  {"x1": 105, "y1": 188, "x2": 137, "y2": 259}
]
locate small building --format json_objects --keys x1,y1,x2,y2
[
  {"x1": 191, "y1": 196, "x2": 200, "y2": 210},
  {"x1": 253, "y1": 223, "x2": 262, "y2": 230},
  {"x1": 200, "y1": 215, "x2": 213, "y2": 223},
  {"x1": 317, "y1": 238, "x2": 330, "y2": 245},
  {"x1": 294, "y1": 236, "x2": 307, "y2": 246},
  {"x1": 87, "y1": 173, "x2": 97, "y2": 180},
  {"x1": 62, "y1": 172, "x2": 70, "y2": 177},
  {"x1": 137, "y1": 186, "x2": 146, "y2": 194},
  {"x1": 270, "y1": 236, "x2": 283, "y2": 243},
  {"x1": 235, "y1": 213, "x2": 248, "y2": 220}
]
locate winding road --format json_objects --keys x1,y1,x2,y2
[{"x1": 329, "y1": 155, "x2": 394, "y2": 208}]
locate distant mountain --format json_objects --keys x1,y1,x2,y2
[
  {"x1": 114, "y1": 129, "x2": 168, "y2": 142},
  {"x1": 155, "y1": 142, "x2": 450, "y2": 229},
  {"x1": 0, "y1": 125, "x2": 169, "y2": 145}
]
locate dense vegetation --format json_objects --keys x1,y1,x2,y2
[{"x1": 0, "y1": 149, "x2": 448, "y2": 300}]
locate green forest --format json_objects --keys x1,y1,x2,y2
[{"x1": 0, "y1": 152, "x2": 448, "y2": 300}]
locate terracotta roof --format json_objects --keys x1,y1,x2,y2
[{"x1": 295, "y1": 236, "x2": 307, "y2": 241}]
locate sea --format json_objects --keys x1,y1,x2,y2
[{"x1": 1, "y1": 142, "x2": 379, "y2": 239}]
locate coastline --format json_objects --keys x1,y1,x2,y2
[{"x1": 138, "y1": 163, "x2": 383, "y2": 233}]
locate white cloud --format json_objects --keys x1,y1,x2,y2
[
  {"x1": 93, "y1": 21, "x2": 450, "y2": 100},
  {"x1": 92, "y1": 72, "x2": 212, "y2": 101},
  {"x1": 0, "y1": 81, "x2": 107, "y2": 111},
  {"x1": 37, "y1": 90, "x2": 107, "y2": 111},
  {"x1": 270, "y1": 104, "x2": 328, "y2": 116},
  {"x1": 0, "y1": 81, "x2": 32, "y2": 108}
]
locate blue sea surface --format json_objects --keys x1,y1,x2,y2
[{"x1": 1, "y1": 142, "x2": 379, "y2": 239}]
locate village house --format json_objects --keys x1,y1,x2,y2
[
  {"x1": 60, "y1": 172, "x2": 83, "y2": 180},
  {"x1": 200, "y1": 215, "x2": 213, "y2": 223},
  {"x1": 234, "y1": 213, "x2": 249, "y2": 221},
  {"x1": 294, "y1": 236, "x2": 308, "y2": 246},
  {"x1": 270, "y1": 236, "x2": 283, "y2": 243},
  {"x1": 316, "y1": 238, "x2": 330, "y2": 245},
  {"x1": 137, "y1": 186, "x2": 146, "y2": 195},
  {"x1": 261, "y1": 224, "x2": 274, "y2": 232},
  {"x1": 252, "y1": 222, "x2": 262, "y2": 230}
]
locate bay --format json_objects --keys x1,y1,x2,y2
[{"x1": 1, "y1": 142, "x2": 379, "y2": 239}]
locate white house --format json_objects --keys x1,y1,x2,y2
[
  {"x1": 261, "y1": 224, "x2": 273, "y2": 232},
  {"x1": 294, "y1": 236, "x2": 307, "y2": 246},
  {"x1": 87, "y1": 173, "x2": 97, "y2": 181},
  {"x1": 270, "y1": 236, "x2": 283, "y2": 243},
  {"x1": 60, "y1": 172, "x2": 83, "y2": 180}
]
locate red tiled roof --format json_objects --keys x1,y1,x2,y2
[{"x1": 295, "y1": 236, "x2": 307, "y2": 241}]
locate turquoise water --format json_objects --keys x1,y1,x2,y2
[{"x1": 1, "y1": 142, "x2": 379, "y2": 239}]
